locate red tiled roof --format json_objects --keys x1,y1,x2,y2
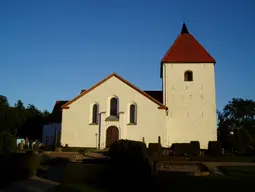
[{"x1": 161, "y1": 23, "x2": 215, "y2": 64}]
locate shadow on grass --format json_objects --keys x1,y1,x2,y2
[
  {"x1": 38, "y1": 155, "x2": 70, "y2": 182},
  {"x1": 52, "y1": 183, "x2": 104, "y2": 192},
  {"x1": 2, "y1": 176, "x2": 59, "y2": 191},
  {"x1": 40, "y1": 155, "x2": 70, "y2": 167},
  {"x1": 38, "y1": 156, "x2": 255, "y2": 192},
  {"x1": 156, "y1": 171, "x2": 255, "y2": 192},
  {"x1": 219, "y1": 166, "x2": 255, "y2": 178}
]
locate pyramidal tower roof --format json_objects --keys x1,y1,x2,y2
[{"x1": 161, "y1": 23, "x2": 215, "y2": 64}]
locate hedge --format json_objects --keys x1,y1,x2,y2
[
  {"x1": 1, "y1": 152, "x2": 41, "y2": 181},
  {"x1": 12, "y1": 152, "x2": 40, "y2": 177},
  {"x1": 208, "y1": 141, "x2": 221, "y2": 156},
  {"x1": 108, "y1": 139, "x2": 150, "y2": 188},
  {"x1": 148, "y1": 143, "x2": 162, "y2": 156},
  {"x1": 171, "y1": 141, "x2": 200, "y2": 156},
  {"x1": 109, "y1": 139, "x2": 147, "y2": 163},
  {"x1": 190, "y1": 141, "x2": 200, "y2": 156}
]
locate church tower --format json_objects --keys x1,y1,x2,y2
[{"x1": 161, "y1": 23, "x2": 217, "y2": 149}]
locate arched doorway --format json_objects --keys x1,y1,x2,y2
[{"x1": 105, "y1": 126, "x2": 119, "y2": 148}]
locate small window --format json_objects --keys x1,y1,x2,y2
[
  {"x1": 184, "y1": 71, "x2": 193, "y2": 81},
  {"x1": 92, "y1": 104, "x2": 98, "y2": 123},
  {"x1": 129, "y1": 104, "x2": 136, "y2": 124},
  {"x1": 110, "y1": 98, "x2": 118, "y2": 116}
]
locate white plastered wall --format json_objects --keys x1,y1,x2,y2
[
  {"x1": 163, "y1": 63, "x2": 217, "y2": 149},
  {"x1": 61, "y1": 76, "x2": 166, "y2": 148}
]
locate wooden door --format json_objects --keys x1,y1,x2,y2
[{"x1": 106, "y1": 126, "x2": 119, "y2": 148}]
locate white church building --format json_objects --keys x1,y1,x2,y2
[{"x1": 42, "y1": 23, "x2": 217, "y2": 149}]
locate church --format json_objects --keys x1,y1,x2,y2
[{"x1": 42, "y1": 23, "x2": 217, "y2": 149}]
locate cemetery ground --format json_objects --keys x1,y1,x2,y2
[{"x1": 2, "y1": 149, "x2": 255, "y2": 192}]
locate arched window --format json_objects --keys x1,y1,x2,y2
[
  {"x1": 110, "y1": 98, "x2": 118, "y2": 116},
  {"x1": 184, "y1": 71, "x2": 193, "y2": 81},
  {"x1": 129, "y1": 104, "x2": 136, "y2": 124},
  {"x1": 92, "y1": 104, "x2": 98, "y2": 123}
]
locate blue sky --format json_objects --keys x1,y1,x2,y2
[{"x1": 0, "y1": 0, "x2": 254, "y2": 112}]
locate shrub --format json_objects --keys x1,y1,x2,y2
[
  {"x1": 171, "y1": 142, "x2": 200, "y2": 156},
  {"x1": 109, "y1": 139, "x2": 147, "y2": 163},
  {"x1": 171, "y1": 143, "x2": 191, "y2": 156},
  {"x1": 108, "y1": 139, "x2": 150, "y2": 187},
  {"x1": 234, "y1": 129, "x2": 255, "y2": 156},
  {"x1": 0, "y1": 130, "x2": 17, "y2": 155},
  {"x1": 208, "y1": 141, "x2": 221, "y2": 156},
  {"x1": 190, "y1": 141, "x2": 200, "y2": 156},
  {"x1": 8, "y1": 152, "x2": 40, "y2": 179},
  {"x1": 148, "y1": 143, "x2": 162, "y2": 156},
  {"x1": 162, "y1": 148, "x2": 171, "y2": 156}
]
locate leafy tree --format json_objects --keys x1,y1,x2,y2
[
  {"x1": 0, "y1": 95, "x2": 9, "y2": 107},
  {"x1": 0, "y1": 95, "x2": 9, "y2": 131},
  {"x1": 221, "y1": 98, "x2": 255, "y2": 130},
  {"x1": 234, "y1": 128, "x2": 255, "y2": 155},
  {"x1": 218, "y1": 98, "x2": 255, "y2": 152},
  {"x1": 42, "y1": 110, "x2": 50, "y2": 118},
  {"x1": 0, "y1": 94, "x2": 50, "y2": 151},
  {"x1": 14, "y1": 100, "x2": 25, "y2": 110}
]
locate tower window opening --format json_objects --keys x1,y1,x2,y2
[{"x1": 184, "y1": 71, "x2": 193, "y2": 81}]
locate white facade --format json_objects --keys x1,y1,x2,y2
[
  {"x1": 61, "y1": 75, "x2": 167, "y2": 148},
  {"x1": 57, "y1": 24, "x2": 217, "y2": 149},
  {"x1": 162, "y1": 63, "x2": 217, "y2": 149}
]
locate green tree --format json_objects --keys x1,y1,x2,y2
[
  {"x1": 0, "y1": 94, "x2": 51, "y2": 155},
  {"x1": 0, "y1": 95, "x2": 9, "y2": 131},
  {"x1": 0, "y1": 96, "x2": 16, "y2": 135},
  {"x1": 218, "y1": 98, "x2": 255, "y2": 152},
  {"x1": 42, "y1": 110, "x2": 50, "y2": 118},
  {"x1": 0, "y1": 95, "x2": 9, "y2": 107},
  {"x1": 13, "y1": 100, "x2": 27, "y2": 134},
  {"x1": 14, "y1": 100, "x2": 25, "y2": 110}
]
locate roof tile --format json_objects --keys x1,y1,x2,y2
[{"x1": 161, "y1": 23, "x2": 215, "y2": 64}]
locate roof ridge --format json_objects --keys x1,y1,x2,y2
[{"x1": 62, "y1": 73, "x2": 167, "y2": 110}]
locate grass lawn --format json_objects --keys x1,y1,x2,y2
[
  {"x1": 158, "y1": 174, "x2": 255, "y2": 192},
  {"x1": 51, "y1": 183, "x2": 105, "y2": 192},
  {"x1": 219, "y1": 166, "x2": 255, "y2": 178}
]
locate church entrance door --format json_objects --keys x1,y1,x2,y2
[{"x1": 105, "y1": 126, "x2": 119, "y2": 148}]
